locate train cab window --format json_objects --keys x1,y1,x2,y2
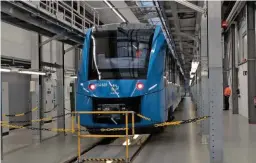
[{"x1": 88, "y1": 28, "x2": 154, "y2": 80}]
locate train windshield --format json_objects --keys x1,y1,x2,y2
[{"x1": 88, "y1": 28, "x2": 154, "y2": 80}]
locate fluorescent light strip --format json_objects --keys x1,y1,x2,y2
[
  {"x1": 19, "y1": 70, "x2": 46, "y2": 76},
  {"x1": 103, "y1": 0, "x2": 126, "y2": 22},
  {"x1": 70, "y1": 76, "x2": 77, "y2": 79},
  {"x1": 0, "y1": 68, "x2": 11, "y2": 72}
]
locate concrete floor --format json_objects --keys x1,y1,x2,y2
[
  {"x1": 2, "y1": 116, "x2": 101, "y2": 163},
  {"x1": 2, "y1": 97, "x2": 256, "y2": 163},
  {"x1": 134, "y1": 97, "x2": 256, "y2": 163}
]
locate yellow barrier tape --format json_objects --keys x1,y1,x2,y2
[
  {"x1": 100, "y1": 128, "x2": 126, "y2": 132},
  {"x1": 1, "y1": 123, "x2": 25, "y2": 129},
  {"x1": 32, "y1": 107, "x2": 38, "y2": 111},
  {"x1": 14, "y1": 113, "x2": 25, "y2": 117},
  {"x1": 3, "y1": 107, "x2": 38, "y2": 117},
  {"x1": 84, "y1": 158, "x2": 125, "y2": 161},
  {"x1": 1, "y1": 112, "x2": 71, "y2": 124},
  {"x1": 1, "y1": 123, "x2": 73, "y2": 133},
  {"x1": 1, "y1": 114, "x2": 210, "y2": 134},
  {"x1": 31, "y1": 117, "x2": 52, "y2": 122},
  {"x1": 155, "y1": 121, "x2": 182, "y2": 127},
  {"x1": 136, "y1": 114, "x2": 151, "y2": 121}
]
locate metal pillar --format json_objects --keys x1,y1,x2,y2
[
  {"x1": 231, "y1": 24, "x2": 239, "y2": 114},
  {"x1": 208, "y1": 1, "x2": 223, "y2": 162},
  {"x1": 247, "y1": 2, "x2": 256, "y2": 124},
  {"x1": 200, "y1": 13, "x2": 209, "y2": 143},
  {"x1": 31, "y1": 32, "x2": 42, "y2": 143},
  {"x1": 0, "y1": 62, "x2": 2, "y2": 160},
  {"x1": 74, "y1": 48, "x2": 80, "y2": 112},
  {"x1": 222, "y1": 34, "x2": 228, "y2": 110},
  {"x1": 56, "y1": 41, "x2": 65, "y2": 134}
]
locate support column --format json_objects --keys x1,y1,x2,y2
[
  {"x1": 208, "y1": 1, "x2": 223, "y2": 163},
  {"x1": 74, "y1": 48, "x2": 80, "y2": 112},
  {"x1": 222, "y1": 35, "x2": 228, "y2": 109},
  {"x1": 31, "y1": 32, "x2": 41, "y2": 143},
  {"x1": 56, "y1": 41, "x2": 65, "y2": 134},
  {"x1": 200, "y1": 13, "x2": 209, "y2": 143},
  {"x1": 231, "y1": 24, "x2": 239, "y2": 114},
  {"x1": 247, "y1": 2, "x2": 256, "y2": 124},
  {"x1": 0, "y1": 61, "x2": 2, "y2": 161}
]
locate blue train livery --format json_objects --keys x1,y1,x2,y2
[{"x1": 76, "y1": 23, "x2": 184, "y2": 134}]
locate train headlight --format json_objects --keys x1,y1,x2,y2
[
  {"x1": 89, "y1": 84, "x2": 96, "y2": 90},
  {"x1": 136, "y1": 83, "x2": 144, "y2": 90}
]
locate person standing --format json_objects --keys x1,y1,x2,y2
[{"x1": 224, "y1": 85, "x2": 231, "y2": 110}]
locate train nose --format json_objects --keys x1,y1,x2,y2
[{"x1": 84, "y1": 80, "x2": 147, "y2": 98}]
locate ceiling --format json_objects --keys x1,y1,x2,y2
[
  {"x1": 162, "y1": 1, "x2": 202, "y2": 77},
  {"x1": 124, "y1": 1, "x2": 203, "y2": 78}
]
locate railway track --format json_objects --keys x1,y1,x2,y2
[{"x1": 64, "y1": 134, "x2": 151, "y2": 163}]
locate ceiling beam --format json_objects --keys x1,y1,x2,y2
[
  {"x1": 164, "y1": 8, "x2": 195, "y2": 14},
  {"x1": 142, "y1": 12, "x2": 158, "y2": 19},
  {"x1": 171, "y1": 26, "x2": 195, "y2": 31},
  {"x1": 172, "y1": 32, "x2": 198, "y2": 42},
  {"x1": 167, "y1": 17, "x2": 174, "y2": 21},
  {"x1": 169, "y1": 1, "x2": 183, "y2": 54},
  {"x1": 182, "y1": 42, "x2": 197, "y2": 49},
  {"x1": 173, "y1": 0, "x2": 205, "y2": 14}
]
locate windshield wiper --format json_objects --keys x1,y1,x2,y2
[{"x1": 91, "y1": 35, "x2": 101, "y2": 80}]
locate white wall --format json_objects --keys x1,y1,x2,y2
[
  {"x1": 1, "y1": 22, "x2": 32, "y2": 60},
  {"x1": 64, "y1": 44, "x2": 75, "y2": 70},
  {"x1": 1, "y1": 22, "x2": 78, "y2": 124}
]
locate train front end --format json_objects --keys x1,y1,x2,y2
[{"x1": 76, "y1": 24, "x2": 167, "y2": 134}]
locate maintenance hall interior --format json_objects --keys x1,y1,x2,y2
[{"x1": 0, "y1": 1, "x2": 256, "y2": 163}]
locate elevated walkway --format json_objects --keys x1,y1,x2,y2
[{"x1": 1, "y1": 1, "x2": 98, "y2": 46}]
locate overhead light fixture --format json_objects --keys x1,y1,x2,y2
[
  {"x1": 19, "y1": 70, "x2": 46, "y2": 76},
  {"x1": 174, "y1": 0, "x2": 205, "y2": 14},
  {"x1": 70, "y1": 75, "x2": 77, "y2": 79},
  {"x1": 0, "y1": 68, "x2": 11, "y2": 72},
  {"x1": 103, "y1": 0, "x2": 126, "y2": 22},
  {"x1": 65, "y1": 75, "x2": 77, "y2": 79}
]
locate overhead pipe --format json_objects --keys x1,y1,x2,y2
[{"x1": 225, "y1": 1, "x2": 246, "y2": 30}]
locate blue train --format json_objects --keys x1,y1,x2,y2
[{"x1": 76, "y1": 23, "x2": 184, "y2": 134}]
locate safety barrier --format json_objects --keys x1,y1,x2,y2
[
  {"x1": 3, "y1": 105, "x2": 59, "y2": 117},
  {"x1": 3, "y1": 107, "x2": 38, "y2": 117},
  {"x1": 84, "y1": 158, "x2": 125, "y2": 162},
  {"x1": 1, "y1": 112, "x2": 71, "y2": 124},
  {"x1": 0, "y1": 111, "x2": 210, "y2": 162},
  {"x1": 71, "y1": 111, "x2": 136, "y2": 163}
]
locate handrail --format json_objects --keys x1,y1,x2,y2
[{"x1": 22, "y1": 0, "x2": 99, "y2": 33}]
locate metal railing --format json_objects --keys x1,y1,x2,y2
[
  {"x1": 71, "y1": 111, "x2": 135, "y2": 163},
  {"x1": 24, "y1": 0, "x2": 99, "y2": 33}
]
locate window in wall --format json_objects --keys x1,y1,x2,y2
[{"x1": 241, "y1": 34, "x2": 247, "y2": 62}]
